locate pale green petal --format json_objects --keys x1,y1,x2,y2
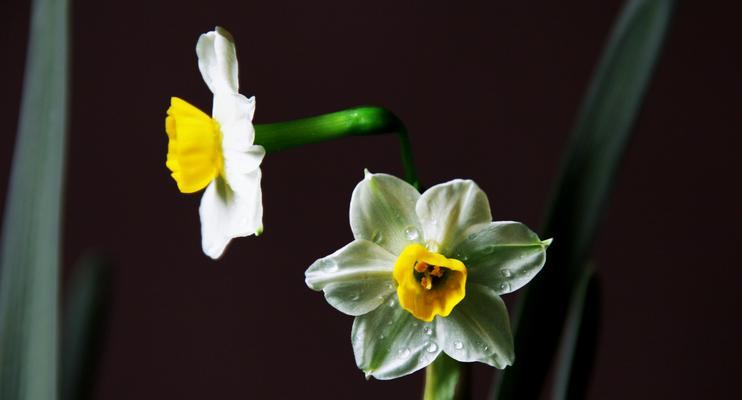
[
  {"x1": 350, "y1": 171, "x2": 423, "y2": 256},
  {"x1": 305, "y1": 239, "x2": 396, "y2": 316},
  {"x1": 415, "y1": 179, "x2": 492, "y2": 255},
  {"x1": 452, "y1": 221, "x2": 549, "y2": 295},
  {"x1": 352, "y1": 294, "x2": 441, "y2": 380},
  {"x1": 436, "y1": 283, "x2": 513, "y2": 368}
]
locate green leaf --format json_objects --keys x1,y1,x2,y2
[
  {"x1": 492, "y1": 0, "x2": 675, "y2": 398},
  {"x1": 62, "y1": 253, "x2": 113, "y2": 400},
  {"x1": 423, "y1": 354, "x2": 466, "y2": 400},
  {"x1": 0, "y1": 0, "x2": 69, "y2": 398},
  {"x1": 553, "y1": 267, "x2": 600, "y2": 400}
]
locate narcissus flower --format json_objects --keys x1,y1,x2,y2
[
  {"x1": 165, "y1": 27, "x2": 264, "y2": 259},
  {"x1": 305, "y1": 171, "x2": 550, "y2": 379}
]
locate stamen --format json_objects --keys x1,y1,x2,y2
[
  {"x1": 420, "y1": 275, "x2": 432, "y2": 290},
  {"x1": 414, "y1": 261, "x2": 429, "y2": 273},
  {"x1": 431, "y1": 266, "x2": 443, "y2": 277}
]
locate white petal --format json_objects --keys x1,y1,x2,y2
[
  {"x1": 199, "y1": 172, "x2": 263, "y2": 259},
  {"x1": 305, "y1": 239, "x2": 397, "y2": 316},
  {"x1": 436, "y1": 283, "x2": 514, "y2": 368},
  {"x1": 352, "y1": 293, "x2": 442, "y2": 380},
  {"x1": 196, "y1": 27, "x2": 239, "y2": 95},
  {"x1": 223, "y1": 145, "x2": 265, "y2": 193},
  {"x1": 350, "y1": 171, "x2": 422, "y2": 256},
  {"x1": 213, "y1": 93, "x2": 256, "y2": 151},
  {"x1": 416, "y1": 179, "x2": 492, "y2": 255},
  {"x1": 452, "y1": 221, "x2": 549, "y2": 295}
]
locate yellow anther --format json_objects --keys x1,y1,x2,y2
[
  {"x1": 431, "y1": 266, "x2": 443, "y2": 278},
  {"x1": 414, "y1": 261, "x2": 429, "y2": 273},
  {"x1": 420, "y1": 275, "x2": 432, "y2": 290}
]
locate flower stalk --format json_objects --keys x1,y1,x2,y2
[{"x1": 254, "y1": 106, "x2": 419, "y2": 189}]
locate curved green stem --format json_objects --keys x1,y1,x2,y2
[{"x1": 254, "y1": 106, "x2": 419, "y2": 189}]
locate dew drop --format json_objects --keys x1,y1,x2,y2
[
  {"x1": 412, "y1": 322, "x2": 419, "y2": 327},
  {"x1": 467, "y1": 232, "x2": 477, "y2": 241},
  {"x1": 500, "y1": 269, "x2": 512, "y2": 278},
  {"x1": 397, "y1": 348, "x2": 411, "y2": 359},
  {"x1": 482, "y1": 245, "x2": 495, "y2": 255},
  {"x1": 454, "y1": 341, "x2": 464, "y2": 350},
  {"x1": 499, "y1": 282, "x2": 511, "y2": 292},
  {"x1": 423, "y1": 326, "x2": 433, "y2": 336},
  {"x1": 482, "y1": 344, "x2": 489, "y2": 352},
  {"x1": 372, "y1": 231, "x2": 384, "y2": 244},
  {"x1": 426, "y1": 342, "x2": 438, "y2": 353},
  {"x1": 404, "y1": 226, "x2": 420, "y2": 241},
  {"x1": 379, "y1": 334, "x2": 385, "y2": 340},
  {"x1": 388, "y1": 298, "x2": 396, "y2": 307},
  {"x1": 459, "y1": 254, "x2": 469, "y2": 262},
  {"x1": 351, "y1": 293, "x2": 360, "y2": 301},
  {"x1": 320, "y1": 258, "x2": 338, "y2": 272}
]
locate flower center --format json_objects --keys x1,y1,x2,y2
[
  {"x1": 165, "y1": 97, "x2": 224, "y2": 193},
  {"x1": 414, "y1": 261, "x2": 446, "y2": 290},
  {"x1": 392, "y1": 244, "x2": 467, "y2": 322}
]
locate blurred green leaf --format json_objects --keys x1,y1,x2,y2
[
  {"x1": 62, "y1": 253, "x2": 113, "y2": 400},
  {"x1": 492, "y1": 0, "x2": 675, "y2": 398},
  {"x1": 0, "y1": 0, "x2": 69, "y2": 398},
  {"x1": 552, "y1": 266, "x2": 600, "y2": 400}
]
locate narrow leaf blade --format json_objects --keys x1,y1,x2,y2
[
  {"x1": 0, "y1": 0, "x2": 69, "y2": 398},
  {"x1": 493, "y1": 0, "x2": 675, "y2": 398}
]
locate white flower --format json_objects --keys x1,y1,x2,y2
[
  {"x1": 165, "y1": 27, "x2": 264, "y2": 259},
  {"x1": 305, "y1": 171, "x2": 550, "y2": 379}
]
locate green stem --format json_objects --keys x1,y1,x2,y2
[
  {"x1": 423, "y1": 354, "x2": 468, "y2": 400},
  {"x1": 254, "y1": 106, "x2": 419, "y2": 189}
]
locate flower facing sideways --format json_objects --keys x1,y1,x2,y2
[
  {"x1": 305, "y1": 171, "x2": 551, "y2": 379},
  {"x1": 165, "y1": 27, "x2": 264, "y2": 259}
]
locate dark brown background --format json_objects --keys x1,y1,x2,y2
[{"x1": 1, "y1": 0, "x2": 741, "y2": 398}]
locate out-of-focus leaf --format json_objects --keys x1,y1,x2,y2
[
  {"x1": 552, "y1": 266, "x2": 601, "y2": 400},
  {"x1": 0, "y1": 0, "x2": 69, "y2": 398},
  {"x1": 62, "y1": 253, "x2": 113, "y2": 400},
  {"x1": 492, "y1": 0, "x2": 675, "y2": 398}
]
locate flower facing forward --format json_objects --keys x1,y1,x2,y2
[
  {"x1": 305, "y1": 171, "x2": 550, "y2": 379},
  {"x1": 165, "y1": 27, "x2": 264, "y2": 259}
]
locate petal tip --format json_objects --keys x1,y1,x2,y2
[{"x1": 542, "y1": 238, "x2": 553, "y2": 248}]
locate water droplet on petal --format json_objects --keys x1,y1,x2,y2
[
  {"x1": 500, "y1": 269, "x2": 512, "y2": 278},
  {"x1": 482, "y1": 344, "x2": 489, "y2": 352},
  {"x1": 320, "y1": 258, "x2": 338, "y2": 272},
  {"x1": 482, "y1": 245, "x2": 495, "y2": 255},
  {"x1": 379, "y1": 334, "x2": 385, "y2": 340},
  {"x1": 459, "y1": 254, "x2": 469, "y2": 262},
  {"x1": 351, "y1": 293, "x2": 360, "y2": 301},
  {"x1": 412, "y1": 322, "x2": 419, "y2": 327},
  {"x1": 454, "y1": 341, "x2": 464, "y2": 350},
  {"x1": 426, "y1": 342, "x2": 438, "y2": 353},
  {"x1": 397, "y1": 348, "x2": 411, "y2": 359},
  {"x1": 423, "y1": 326, "x2": 433, "y2": 335},
  {"x1": 404, "y1": 226, "x2": 420, "y2": 241},
  {"x1": 499, "y1": 282, "x2": 511, "y2": 292},
  {"x1": 388, "y1": 298, "x2": 396, "y2": 307},
  {"x1": 372, "y1": 231, "x2": 383, "y2": 244}
]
